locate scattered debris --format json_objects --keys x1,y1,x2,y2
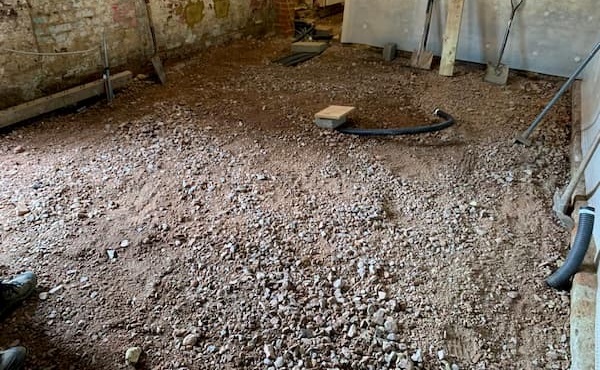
[
  {"x1": 0, "y1": 38, "x2": 572, "y2": 369},
  {"x1": 48, "y1": 285, "x2": 63, "y2": 295},
  {"x1": 182, "y1": 334, "x2": 199, "y2": 347},
  {"x1": 15, "y1": 206, "x2": 30, "y2": 216},
  {"x1": 263, "y1": 344, "x2": 275, "y2": 359},
  {"x1": 107, "y1": 249, "x2": 117, "y2": 260},
  {"x1": 125, "y1": 347, "x2": 142, "y2": 364},
  {"x1": 13, "y1": 145, "x2": 25, "y2": 154}
]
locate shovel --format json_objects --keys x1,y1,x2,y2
[
  {"x1": 484, "y1": 0, "x2": 524, "y2": 85},
  {"x1": 143, "y1": 0, "x2": 167, "y2": 84},
  {"x1": 410, "y1": 0, "x2": 435, "y2": 70},
  {"x1": 515, "y1": 40, "x2": 600, "y2": 145}
]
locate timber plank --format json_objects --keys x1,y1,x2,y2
[
  {"x1": 0, "y1": 71, "x2": 133, "y2": 129},
  {"x1": 439, "y1": 0, "x2": 465, "y2": 77}
]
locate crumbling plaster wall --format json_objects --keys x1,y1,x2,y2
[{"x1": 0, "y1": 0, "x2": 272, "y2": 110}]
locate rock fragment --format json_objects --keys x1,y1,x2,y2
[{"x1": 125, "y1": 347, "x2": 142, "y2": 364}]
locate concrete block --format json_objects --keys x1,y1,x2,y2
[
  {"x1": 570, "y1": 272, "x2": 596, "y2": 370},
  {"x1": 383, "y1": 43, "x2": 397, "y2": 62},
  {"x1": 316, "y1": 117, "x2": 346, "y2": 129},
  {"x1": 291, "y1": 41, "x2": 328, "y2": 54},
  {"x1": 315, "y1": 105, "x2": 355, "y2": 129}
]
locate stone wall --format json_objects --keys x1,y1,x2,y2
[{"x1": 0, "y1": 0, "x2": 272, "y2": 110}]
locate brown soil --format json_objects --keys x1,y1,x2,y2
[{"x1": 0, "y1": 35, "x2": 573, "y2": 370}]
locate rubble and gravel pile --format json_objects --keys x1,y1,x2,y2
[{"x1": 0, "y1": 38, "x2": 572, "y2": 369}]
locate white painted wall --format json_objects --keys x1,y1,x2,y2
[
  {"x1": 342, "y1": 0, "x2": 599, "y2": 77},
  {"x1": 580, "y1": 35, "x2": 600, "y2": 370},
  {"x1": 582, "y1": 53, "x2": 600, "y2": 251}
]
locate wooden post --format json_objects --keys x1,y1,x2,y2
[{"x1": 439, "y1": 0, "x2": 465, "y2": 76}]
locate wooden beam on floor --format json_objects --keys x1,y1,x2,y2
[
  {"x1": 439, "y1": 0, "x2": 465, "y2": 77},
  {"x1": 0, "y1": 71, "x2": 133, "y2": 129}
]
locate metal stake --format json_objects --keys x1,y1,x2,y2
[
  {"x1": 515, "y1": 40, "x2": 600, "y2": 145},
  {"x1": 102, "y1": 33, "x2": 114, "y2": 103}
]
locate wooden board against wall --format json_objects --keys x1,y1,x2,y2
[{"x1": 439, "y1": 0, "x2": 465, "y2": 76}]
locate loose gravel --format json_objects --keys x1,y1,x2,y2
[{"x1": 0, "y1": 37, "x2": 572, "y2": 369}]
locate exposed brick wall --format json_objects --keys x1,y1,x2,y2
[
  {"x1": 0, "y1": 0, "x2": 273, "y2": 110},
  {"x1": 273, "y1": 0, "x2": 294, "y2": 36}
]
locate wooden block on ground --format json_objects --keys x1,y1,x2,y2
[
  {"x1": 383, "y1": 43, "x2": 397, "y2": 62},
  {"x1": 0, "y1": 71, "x2": 133, "y2": 129},
  {"x1": 315, "y1": 105, "x2": 355, "y2": 129},
  {"x1": 291, "y1": 41, "x2": 328, "y2": 54},
  {"x1": 439, "y1": 0, "x2": 465, "y2": 77}
]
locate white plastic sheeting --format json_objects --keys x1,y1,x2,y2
[
  {"x1": 580, "y1": 34, "x2": 600, "y2": 370},
  {"x1": 341, "y1": 0, "x2": 600, "y2": 77},
  {"x1": 582, "y1": 53, "x2": 600, "y2": 254}
]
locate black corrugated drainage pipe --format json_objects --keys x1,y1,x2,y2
[
  {"x1": 546, "y1": 206, "x2": 595, "y2": 290},
  {"x1": 335, "y1": 109, "x2": 455, "y2": 136}
]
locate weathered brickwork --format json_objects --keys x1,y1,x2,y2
[
  {"x1": 0, "y1": 0, "x2": 272, "y2": 109},
  {"x1": 273, "y1": 0, "x2": 294, "y2": 36}
]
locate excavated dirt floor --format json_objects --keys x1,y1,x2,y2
[{"x1": 0, "y1": 36, "x2": 574, "y2": 369}]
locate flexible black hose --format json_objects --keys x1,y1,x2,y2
[
  {"x1": 546, "y1": 206, "x2": 595, "y2": 290},
  {"x1": 335, "y1": 109, "x2": 455, "y2": 136}
]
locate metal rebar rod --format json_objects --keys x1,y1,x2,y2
[
  {"x1": 495, "y1": 0, "x2": 523, "y2": 68},
  {"x1": 516, "y1": 40, "x2": 600, "y2": 145},
  {"x1": 557, "y1": 129, "x2": 600, "y2": 214},
  {"x1": 102, "y1": 33, "x2": 114, "y2": 103}
]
